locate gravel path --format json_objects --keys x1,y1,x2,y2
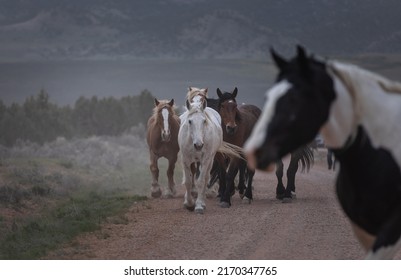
[{"x1": 45, "y1": 151, "x2": 401, "y2": 260}]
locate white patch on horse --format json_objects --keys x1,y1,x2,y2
[
  {"x1": 326, "y1": 61, "x2": 401, "y2": 167},
  {"x1": 161, "y1": 108, "x2": 170, "y2": 139},
  {"x1": 319, "y1": 68, "x2": 354, "y2": 149},
  {"x1": 244, "y1": 80, "x2": 291, "y2": 152},
  {"x1": 366, "y1": 238, "x2": 401, "y2": 259}
]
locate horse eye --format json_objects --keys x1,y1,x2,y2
[
  {"x1": 204, "y1": 119, "x2": 206, "y2": 124},
  {"x1": 188, "y1": 120, "x2": 192, "y2": 125}
]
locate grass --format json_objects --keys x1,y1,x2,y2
[
  {"x1": 0, "y1": 155, "x2": 149, "y2": 259},
  {"x1": 0, "y1": 190, "x2": 146, "y2": 260}
]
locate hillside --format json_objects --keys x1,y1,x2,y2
[{"x1": 1, "y1": 0, "x2": 401, "y2": 61}]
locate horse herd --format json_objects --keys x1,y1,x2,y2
[
  {"x1": 146, "y1": 85, "x2": 313, "y2": 213},
  {"x1": 146, "y1": 45, "x2": 401, "y2": 259}
]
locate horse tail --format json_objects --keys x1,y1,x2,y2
[
  {"x1": 293, "y1": 144, "x2": 314, "y2": 172},
  {"x1": 218, "y1": 142, "x2": 244, "y2": 160}
]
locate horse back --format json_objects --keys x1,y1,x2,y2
[{"x1": 238, "y1": 104, "x2": 261, "y2": 137}]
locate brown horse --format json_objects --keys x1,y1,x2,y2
[
  {"x1": 146, "y1": 98, "x2": 180, "y2": 198},
  {"x1": 216, "y1": 87, "x2": 261, "y2": 207},
  {"x1": 215, "y1": 88, "x2": 314, "y2": 206}
]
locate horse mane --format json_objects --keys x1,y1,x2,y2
[
  {"x1": 328, "y1": 61, "x2": 401, "y2": 96},
  {"x1": 186, "y1": 87, "x2": 208, "y2": 102}
]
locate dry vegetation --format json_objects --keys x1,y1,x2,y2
[{"x1": 0, "y1": 125, "x2": 155, "y2": 259}]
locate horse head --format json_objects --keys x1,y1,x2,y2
[
  {"x1": 244, "y1": 46, "x2": 336, "y2": 171},
  {"x1": 185, "y1": 98, "x2": 208, "y2": 151},
  {"x1": 154, "y1": 98, "x2": 175, "y2": 142},
  {"x1": 217, "y1": 87, "x2": 239, "y2": 135}
]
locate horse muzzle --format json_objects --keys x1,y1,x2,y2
[
  {"x1": 194, "y1": 142, "x2": 204, "y2": 151},
  {"x1": 225, "y1": 125, "x2": 237, "y2": 135},
  {"x1": 161, "y1": 131, "x2": 171, "y2": 142}
]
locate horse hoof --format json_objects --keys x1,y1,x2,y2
[
  {"x1": 219, "y1": 201, "x2": 231, "y2": 208},
  {"x1": 276, "y1": 193, "x2": 285, "y2": 200},
  {"x1": 242, "y1": 197, "x2": 252, "y2": 204},
  {"x1": 184, "y1": 204, "x2": 195, "y2": 211},
  {"x1": 291, "y1": 192, "x2": 297, "y2": 199},
  {"x1": 170, "y1": 188, "x2": 177, "y2": 197},
  {"x1": 195, "y1": 207, "x2": 204, "y2": 214},
  {"x1": 239, "y1": 193, "x2": 245, "y2": 199},
  {"x1": 282, "y1": 197, "x2": 292, "y2": 203},
  {"x1": 163, "y1": 193, "x2": 174, "y2": 199},
  {"x1": 151, "y1": 189, "x2": 162, "y2": 198}
]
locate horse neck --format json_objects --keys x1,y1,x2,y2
[{"x1": 319, "y1": 63, "x2": 356, "y2": 149}]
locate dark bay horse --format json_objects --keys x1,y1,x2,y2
[
  {"x1": 215, "y1": 88, "x2": 314, "y2": 206},
  {"x1": 215, "y1": 87, "x2": 260, "y2": 207},
  {"x1": 244, "y1": 45, "x2": 401, "y2": 258},
  {"x1": 146, "y1": 98, "x2": 180, "y2": 198}
]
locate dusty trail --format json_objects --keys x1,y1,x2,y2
[{"x1": 46, "y1": 152, "x2": 401, "y2": 260}]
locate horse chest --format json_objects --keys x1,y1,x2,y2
[{"x1": 334, "y1": 126, "x2": 401, "y2": 236}]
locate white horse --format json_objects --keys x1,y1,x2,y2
[{"x1": 179, "y1": 87, "x2": 241, "y2": 214}]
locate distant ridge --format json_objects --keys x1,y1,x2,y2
[{"x1": 0, "y1": 0, "x2": 401, "y2": 61}]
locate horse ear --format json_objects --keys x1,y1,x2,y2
[
  {"x1": 232, "y1": 87, "x2": 238, "y2": 98},
  {"x1": 217, "y1": 88, "x2": 223, "y2": 98},
  {"x1": 296, "y1": 45, "x2": 308, "y2": 66},
  {"x1": 296, "y1": 45, "x2": 311, "y2": 79},
  {"x1": 154, "y1": 98, "x2": 160, "y2": 106},
  {"x1": 168, "y1": 99, "x2": 174, "y2": 107},
  {"x1": 270, "y1": 47, "x2": 288, "y2": 70},
  {"x1": 188, "y1": 86, "x2": 192, "y2": 92},
  {"x1": 204, "y1": 88, "x2": 208, "y2": 94}
]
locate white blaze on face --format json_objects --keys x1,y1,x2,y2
[
  {"x1": 244, "y1": 80, "x2": 292, "y2": 153},
  {"x1": 161, "y1": 108, "x2": 170, "y2": 136}
]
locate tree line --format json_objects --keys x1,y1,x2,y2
[{"x1": 0, "y1": 89, "x2": 155, "y2": 147}]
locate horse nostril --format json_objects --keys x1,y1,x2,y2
[
  {"x1": 162, "y1": 132, "x2": 171, "y2": 141},
  {"x1": 194, "y1": 143, "x2": 204, "y2": 150},
  {"x1": 226, "y1": 126, "x2": 236, "y2": 135}
]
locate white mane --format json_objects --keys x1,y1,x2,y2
[
  {"x1": 326, "y1": 60, "x2": 401, "y2": 168},
  {"x1": 329, "y1": 60, "x2": 401, "y2": 97}
]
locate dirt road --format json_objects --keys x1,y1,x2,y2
[{"x1": 46, "y1": 151, "x2": 401, "y2": 260}]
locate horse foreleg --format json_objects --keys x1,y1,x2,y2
[
  {"x1": 149, "y1": 152, "x2": 161, "y2": 198},
  {"x1": 238, "y1": 159, "x2": 247, "y2": 198},
  {"x1": 190, "y1": 163, "x2": 197, "y2": 198},
  {"x1": 195, "y1": 160, "x2": 213, "y2": 214},
  {"x1": 220, "y1": 158, "x2": 239, "y2": 208},
  {"x1": 243, "y1": 167, "x2": 255, "y2": 203},
  {"x1": 183, "y1": 163, "x2": 195, "y2": 211},
  {"x1": 214, "y1": 152, "x2": 227, "y2": 198},
  {"x1": 275, "y1": 159, "x2": 285, "y2": 200},
  {"x1": 165, "y1": 155, "x2": 177, "y2": 198},
  {"x1": 284, "y1": 154, "x2": 299, "y2": 201}
]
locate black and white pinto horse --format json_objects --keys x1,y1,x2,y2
[{"x1": 245, "y1": 45, "x2": 401, "y2": 259}]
